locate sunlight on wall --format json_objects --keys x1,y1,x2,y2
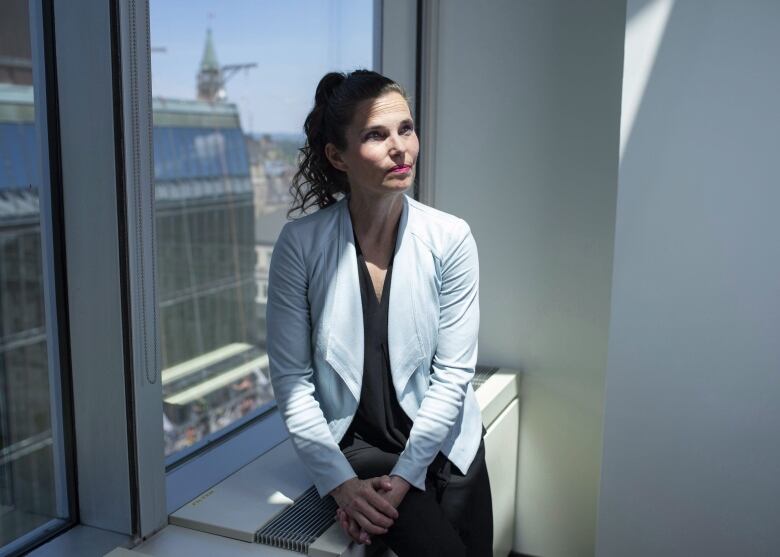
[{"x1": 620, "y1": 0, "x2": 674, "y2": 160}]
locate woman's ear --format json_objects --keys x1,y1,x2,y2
[{"x1": 325, "y1": 142, "x2": 348, "y2": 173}]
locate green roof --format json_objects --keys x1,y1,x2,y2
[
  {"x1": 152, "y1": 97, "x2": 241, "y2": 128},
  {"x1": 0, "y1": 85, "x2": 241, "y2": 129}
]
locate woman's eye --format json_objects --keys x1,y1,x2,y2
[{"x1": 365, "y1": 126, "x2": 414, "y2": 141}]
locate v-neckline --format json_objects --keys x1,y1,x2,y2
[{"x1": 354, "y1": 231, "x2": 393, "y2": 306}]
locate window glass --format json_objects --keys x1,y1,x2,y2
[
  {"x1": 1, "y1": 0, "x2": 69, "y2": 550},
  {"x1": 150, "y1": 1, "x2": 375, "y2": 461}
]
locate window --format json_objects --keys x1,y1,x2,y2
[
  {"x1": 0, "y1": 0, "x2": 417, "y2": 547},
  {"x1": 0, "y1": 0, "x2": 73, "y2": 553},
  {"x1": 149, "y1": 1, "x2": 377, "y2": 464}
]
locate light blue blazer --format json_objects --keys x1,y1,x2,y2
[{"x1": 266, "y1": 192, "x2": 483, "y2": 497}]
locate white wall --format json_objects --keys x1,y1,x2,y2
[
  {"x1": 597, "y1": 1, "x2": 780, "y2": 555},
  {"x1": 428, "y1": 2, "x2": 625, "y2": 555}
]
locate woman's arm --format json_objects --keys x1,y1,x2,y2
[
  {"x1": 266, "y1": 223, "x2": 357, "y2": 497},
  {"x1": 267, "y1": 223, "x2": 399, "y2": 535},
  {"x1": 389, "y1": 220, "x2": 480, "y2": 491}
]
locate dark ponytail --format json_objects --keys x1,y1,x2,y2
[{"x1": 288, "y1": 69, "x2": 409, "y2": 218}]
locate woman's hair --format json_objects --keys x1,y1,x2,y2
[{"x1": 287, "y1": 69, "x2": 410, "y2": 218}]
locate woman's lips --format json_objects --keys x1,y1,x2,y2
[{"x1": 389, "y1": 165, "x2": 412, "y2": 174}]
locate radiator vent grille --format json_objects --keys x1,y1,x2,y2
[
  {"x1": 255, "y1": 486, "x2": 337, "y2": 554},
  {"x1": 473, "y1": 365, "x2": 500, "y2": 390}
]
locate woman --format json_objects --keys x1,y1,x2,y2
[{"x1": 266, "y1": 69, "x2": 492, "y2": 556}]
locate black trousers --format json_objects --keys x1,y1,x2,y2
[{"x1": 340, "y1": 431, "x2": 493, "y2": 557}]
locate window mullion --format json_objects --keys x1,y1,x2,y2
[{"x1": 115, "y1": 0, "x2": 167, "y2": 540}]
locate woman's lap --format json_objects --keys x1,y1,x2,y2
[{"x1": 340, "y1": 436, "x2": 493, "y2": 557}]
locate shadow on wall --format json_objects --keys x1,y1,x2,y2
[{"x1": 599, "y1": 0, "x2": 780, "y2": 555}]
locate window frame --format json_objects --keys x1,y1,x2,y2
[
  {"x1": 148, "y1": 0, "x2": 424, "y2": 516},
  {"x1": 29, "y1": 1, "x2": 424, "y2": 553},
  {"x1": 1, "y1": 0, "x2": 78, "y2": 554},
  {"x1": 37, "y1": 0, "x2": 158, "y2": 545}
]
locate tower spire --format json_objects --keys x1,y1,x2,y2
[{"x1": 197, "y1": 28, "x2": 224, "y2": 101}]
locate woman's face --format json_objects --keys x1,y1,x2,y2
[{"x1": 326, "y1": 91, "x2": 419, "y2": 197}]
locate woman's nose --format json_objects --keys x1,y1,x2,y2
[{"x1": 387, "y1": 133, "x2": 405, "y2": 155}]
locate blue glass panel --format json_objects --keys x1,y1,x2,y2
[
  {"x1": 0, "y1": 124, "x2": 9, "y2": 189},
  {"x1": 163, "y1": 127, "x2": 178, "y2": 181},
  {"x1": 217, "y1": 129, "x2": 232, "y2": 176},
  {"x1": 206, "y1": 129, "x2": 222, "y2": 177},
  {"x1": 168, "y1": 127, "x2": 184, "y2": 179},
  {"x1": 180, "y1": 129, "x2": 192, "y2": 179},
  {"x1": 152, "y1": 127, "x2": 164, "y2": 180},
  {"x1": 218, "y1": 129, "x2": 230, "y2": 177},
  {"x1": 0, "y1": 123, "x2": 29, "y2": 189},
  {"x1": 226, "y1": 129, "x2": 242, "y2": 176},
  {"x1": 151, "y1": 126, "x2": 251, "y2": 181},
  {"x1": 176, "y1": 128, "x2": 192, "y2": 179},
  {"x1": 24, "y1": 124, "x2": 40, "y2": 188},
  {"x1": 11, "y1": 125, "x2": 26, "y2": 187},
  {"x1": 186, "y1": 128, "x2": 203, "y2": 179},
  {"x1": 225, "y1": 129, "x2": 249, "y2": 177},
  {"x1": 233, "y1": 130, "x2": 250, "y2": 176}
]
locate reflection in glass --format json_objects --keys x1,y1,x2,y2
[
  {"x1": 1, "y1": 0, "x2": 67, "y2": 549},
  {"x1": 150, "y1": 2, "x2": 374, "y2": 459}
]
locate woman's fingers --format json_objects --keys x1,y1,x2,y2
[
  {"x1": 354, "y1": 498, "x2": 393, "y2": 530},
  {"x1": 334, "y1": 476, "x2": 401, "y2": 541},
  {"x1": 344, "y1": 517, "x2": 364, "y2": 544},
  {"x1": 337, "y1": 509, "x2": 365, "y2": 544},
  {"x1": 349, "y1": 508, "x2": 388, "y2": 536},
  {"x1": 364, "y1": 485, "x2": 400, "y2": 519},
  {"x1": 348, "y1": 515, "x2": 368, "y2": 543},
  {"x1": 349, "y1": 517, "x2": 370, "y2": 545}
]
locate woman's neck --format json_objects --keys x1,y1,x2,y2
[{"x1": 347, "y1": 190, "x2": 404, "y2": 257}]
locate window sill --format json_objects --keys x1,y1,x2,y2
[
  {"x1": 28, "y1": 525, "x2": 131, "y2": 557},
  {"x1": 165, "y1": 410, "x2": 288, "y2": 514}
]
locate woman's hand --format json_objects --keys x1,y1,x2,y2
[
  {"x1": 330, "y1": 476, "x2": 398, "y2": 540},
  {"x1": 379, "y1": 475, "x2": 411, "y2": 509},
  {"x1": 336, "y1": 508, "x2": 372, "y2": 545},
  {"x1": 336, "y1": 475, "x2": 411, "y2": 545}
]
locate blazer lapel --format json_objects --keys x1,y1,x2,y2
[
  {"x1": 387, "y1": 194, "x2": 426, "y2": 392},
  {"x1": 323, "y1": 196, "x2": 364, "y2": 401},
  {"x1": 324, "y1": 193, "x2": 424, "y2": 402}
]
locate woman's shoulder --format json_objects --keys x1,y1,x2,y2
[
  {"x1": 408, "y1": 196, "x2": 472, "y2": 233},
  {"x1": 277, "y1": 196, "x2": 344, "y2": 250},
  {"x1": 407, "y1": 196, "x2": 474, "y2": 257}
]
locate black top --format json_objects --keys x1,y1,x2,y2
[{"x1": 338, "y1": 226, "x2": 413, "y2": 454}]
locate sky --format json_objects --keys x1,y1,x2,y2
[{"x1": 149, "y1": 0, "x2": 375, "y2": 135}]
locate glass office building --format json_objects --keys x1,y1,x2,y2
[
  {"x1": 152, "y1": 98, "x2": 269, "y2": 458},
  {"x1": 0, "y1": 82, "x2": 57, "y2": 551}
]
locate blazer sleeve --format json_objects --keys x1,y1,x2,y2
[
  {"x1": 389, "y1": 220, "x2": 480, "y2": 491},
  {"x1": 266, "y1": 223, "x2": 357, "y2": 498}
]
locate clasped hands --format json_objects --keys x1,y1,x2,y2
[{"x1": 330, "y1": 475, "x2": 410, "y2": 545}]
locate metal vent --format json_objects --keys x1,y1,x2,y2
[
  {"x1": 473, "y1": 365, "x2": 500, "y2": 391},
  {"x1": 255, "y1": 486, "x2": 337, "y2": 554}
]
